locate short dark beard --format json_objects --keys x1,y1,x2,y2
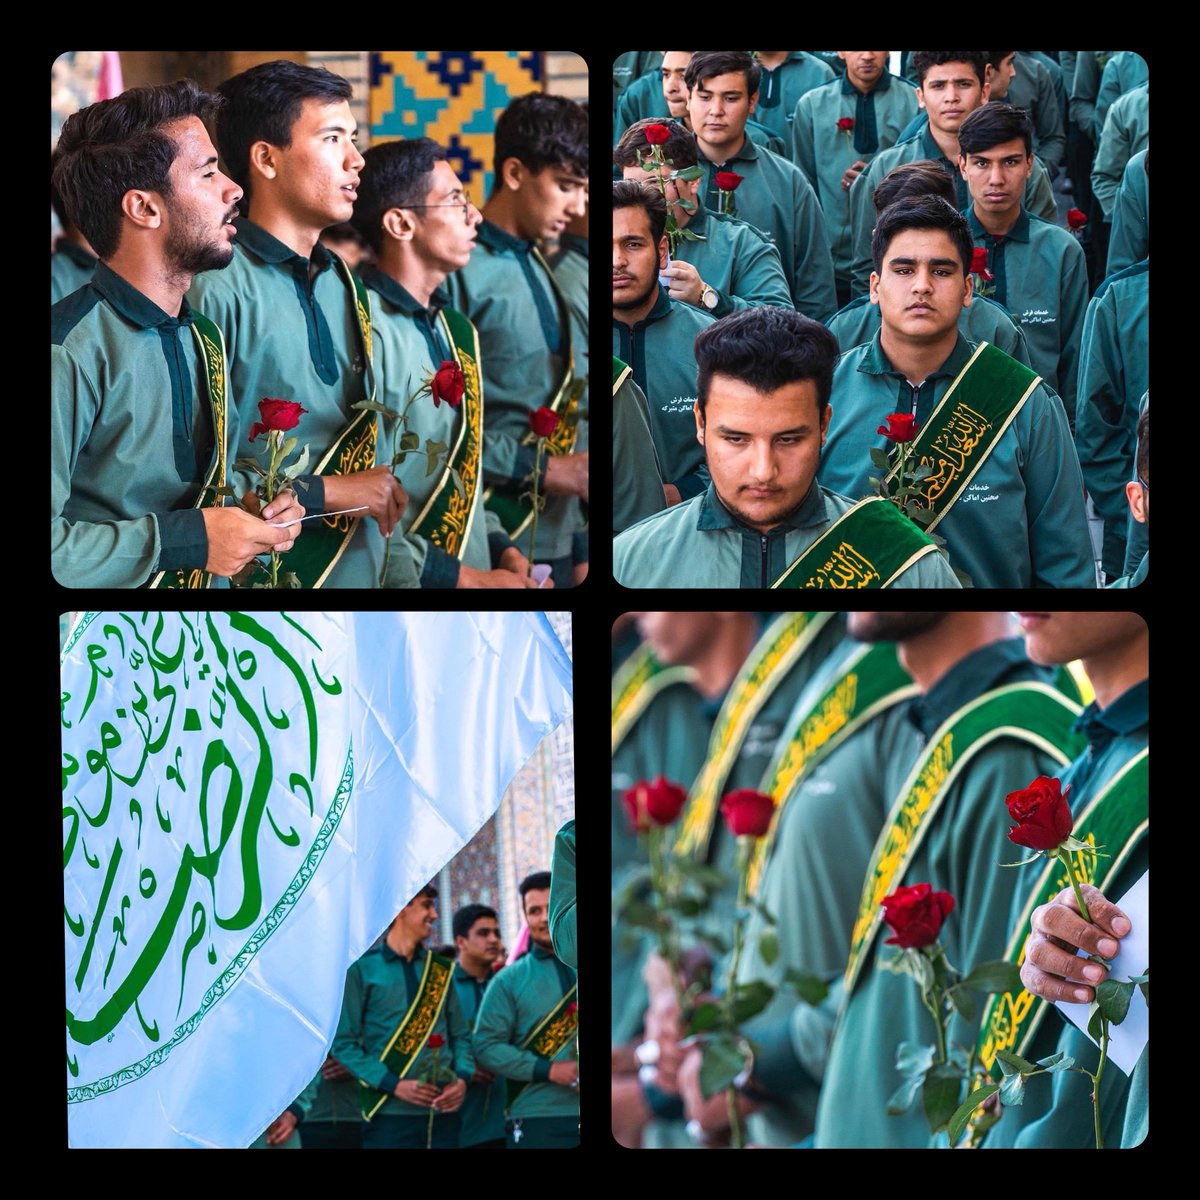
[
  {"x1": 712, "y1": 479, "x2": 814, "y2": 534},
  {"x1": 848, "y1": 613, "x2": 948, "y2": 643},
  {"x1": 612, "y1": 276, "x2": 658, "y2": 313}
]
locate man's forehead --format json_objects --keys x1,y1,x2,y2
[
  {"x1": 294, "y1": 96, "x2": 355, "y2": 133},
  {"x1": 165, "y1": 115, "x2": 215, "y2": 159},
  {"x1": 921, "y1": 63, "x2": 978, "y2": 84},
  {"x1": 708, "y1": 373, "x2": 820, "y2": 421},
  {"x1": 885, "y1": 227, "x2": 960, "y2": 254},
  {"x1": 613, "y1": 205, "x2": 653, "y2": 238},
  {"x1": 695, "y1": 72, "x2": 749, "y2": 95},
  {"x1": 964, "y1": 138, "x2": 1028, "y2": 160}
]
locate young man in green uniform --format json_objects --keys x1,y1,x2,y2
[
  {"x1": 745, "y1": 51, "x2": 835, "y2": 150},
  {"x1": 791, "y1": 51, "x2": 919, "y2": 307},
  {"x1": 444, "y1": 93, "x2": 589, "y2": 587},
  {"x1": 685, "y1": 51, "x2": 838, "y2": 320},
  {"x1": 827, "y1": 160, "x2": 1033, "y2": 364},
  {"x1": 1075, "y1": 259, "x2": 1149, "y2": 581},
  {"x1": 973, "y1": 612, "x2": 1148, "y2": 1148},
  {"x1": 333, "y1": 885, "x2": 473, "y2": 1148},
  {"x1": 52, "y1": 79, "x2": 304, "y2": 589},
  {"x1": 189, "y1": 60, "x2": 411, "y2": 588},
  {"x1": 821, "y1": 195, "x2": 1095, "y2": 588},
  {"x1": 349, "y1": 138, "x2": 538, "y2": 588},
  {"x1": 295, "y1": 1055, "x2": 362, "y2": 1150},
  {"x1": 1106, "y1": 149, "x2": 1148, "y2": 276},
  {"x1": 614, "y1": 306, "x2": 960, "y2": 588},
  {"x1": 812, "y1": 612, "x2": 1085, "y2": 1147},
  {"x1": 958, "y1": 105, "x2": 1088, "y2": 424},
  {"x1": 612, "y1": 358, "x2": 667, "y2": 533},
  {"x1": 616, "y1": 119, "x2": 794, "y2": 318},
  {"x1": 474, "y1": 873, "x2": 578, "y2": 1148},
  {"x1": 611, "y1": 180, "x2": 717, "y2": 504},
  {"x1": 450, "y1": 904, "x2": 507, "y2": 1148},
  {"x1": 847, "y1": 51, "x2": 1056, "y2": 297}
]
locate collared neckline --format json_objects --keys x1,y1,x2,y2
[
  {"x1": 859, "y1": 330, "x2": 973, "y2": 380},
  {"x1": 381, "y1": 939, "x2": 428, "y2": 964},
  {"x1": 918, "y1": 125, "x2": 953, "y2": 168},
  {"x1": 452, "y1": 962, "x2": 491, "y2": 985},
  {"x1": 477, "y1": 218, "x2": 535, "y2": 255},
  {"x1": 56, "y1": 240, "x2": 98, "y2": 270},
  {"x1": 359, "y1": 263, "x2": 444, "y2": 316},
  {"x1": 232, "y1": 216, "x2": 334, "y2": 270},
  {"x1": 965, "y1": 204, "x2": 1031, "y2": 244},
  {"x1": 91, "y1": 261, "x2": 194, "y2": 330},
  {"x1": 695, "y1": 131, "x2": 759, "y2": 167},
  {"x1": 531, "y1": 943, "x2": 559, "y2": 962},
  {"x1": 1072, "y1": 678, "x2": 1148, "y2": 746},
  {"x1": 695, "y1": 480, "x2": 829, "y2": 533},
  {"x1": 686, "y1": 196, "x2": 711, "y2": 234},
  {"x1": 840, "y1": 69, "x2": 893, "y2": 96},
  {"x1": 908, "y1": 637, "x2": 1031, "y2": 738},
  {"x1": 614, "y1": 285, "x2": 673, "y2": 332}
]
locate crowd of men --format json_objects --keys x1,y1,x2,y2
[
  {"x1": 52, "y1": 59, "x2": 589, "y2": 589},
  {"x1": 256, "y1": 856, "x2": 578, "y2": 1149},
  {"x1": 612, "y1": 52, "x2": 1148, "y2": 588},
  {"x1": 612, "y1": 611, "x2": 1148, "y2": 1147}
]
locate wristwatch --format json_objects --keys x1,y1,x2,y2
[{"x1": 700, "y1": 283, "x2": 719, "y2": 310}]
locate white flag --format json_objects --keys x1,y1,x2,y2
[{"x1": 63, "y1": 611, "x2": 572, "y2": 1148}]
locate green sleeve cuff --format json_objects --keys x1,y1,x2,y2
[
  {"x1": 293, "y1": 474, "x2": 325, "y2": 513},
  {"x1": 286, "y1": 1102, "x2": 306, "y2": 1124},
  {"x1": 488, "y1": 528, "x2": 517, "y2": 566},
  {"x1": 154, "y1": 508, "x2": 208, "y2": 572},
  {"x1": 419, "y1": 543, "x2": 462, "y2": 588},
  {"x1": 743, "y1": 1013, "x2": 814, "y2": 1097},
  {"x1": 456, "y1": 1070, "x2": 473, "y2": 1084},
  {"x1": 380, "y1": 1069, "x2": 400, "y2": 1095},
  {"x1": 532, "y1": 1058, "x2": 552, "y2": 1083}
]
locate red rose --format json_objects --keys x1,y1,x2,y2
[
  {"x1": 719, "y1": 788, "x2": 775, "y2": 838},
  {"x1": 969, "y1": 247, "x2": 992, "y2": 279},
  {"x1": 715, "y1": 171, "x2": 744, "y2": 192},
  {"x1": 622, "y1": 776, "x2": 688, "y2": 832},
  {"x1": 1067, "y1": 208, "x2": 1087, "y2": 232},
  {"x1": 1005, "y1": 775, "x2": 1073, "y2": 851},
  {"x1": 881, "y1": 883, "x2": 955, "y2": 949},
  {"x1": 643, "y1": 123, "x2": 671, "y2": 145},
  {"x1": 877, "y1": 412, "x2": 919, "y2": 443},
  {"x1": 427, "y1": 1033, "x2": 446, "y2": 1049},
  {"x1": 431, "y1": 360, "x2": 464, "y2": 408},
  {"x1": 836, "y1": 116, "x2": 855, "y2": 132},
  {"x1": 529, "y1": 406, "x2": 560, "y2": 438},
  {"x1": 248, "y1": 397, "x2": 308, "y2": 442},
  {"x1": 567, "y1": 1001, "x2": 578, "y2": 1015}
]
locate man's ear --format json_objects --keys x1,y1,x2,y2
[
  {"x1": 657, "y1": 234, "x2": 669, "y2": 270},
  {"x1": 499, "y1": 156, "x2": 525, "y2": 192},
  {"x1": 121, "y1": 188, "x2": 164, "y2": 231},
  {"x1": 748, "y1": 88, "x2": 759, "y2": 117},
  {"x1": 249, "y1": 139, "x2": 277, "y2": 182},
  {"x1": 382, "y1": 207, "x2": 416, "y2": 243},
  {"x1": 820, "y1": 404, "x2": 832, "y2": 446},
  {"x1": 694, "y1": 400, "x2": 705, "y2": 444}
]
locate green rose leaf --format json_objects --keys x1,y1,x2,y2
[
  {"x1": 731, "y1": 979, "x2": 774, "y2": 1024},
  {"x1": 869, "y1": 446, "x2": 891, "y2": 470},
  {"x1": 783, "y1": 968, "x2": 828, "y2": 1006},
  {"x1": 619, "y1": 900, "x2": 664, "y2": 932},
  {"x1": 947, "y1": 984, "x2": 978, "y2": 1023},
  {"x1": 281, "y1": 435, "x2": 298, "y2": 458},
  {"x1": 674, "y1": 165, "x2": 704, "y2": 181},
  {"x1": 923, "y1": 1063, "x2": 964, "y2": 1134},
  {"x1": 886, "y1": 1071, "x2": 925, "y2": 1116},
  {"x1": 698, "y1": 1034, "x2": 746, "y2": 1100},
  {"x1": 688, "y1": 1001, "x2": 725, "y2": 1034},
  {"x1": 758, "y1": 930, "x2": 779, "y2": 967},
  {"x1": 996, "y1": 1048, "x2": 1038, "y2": 1076},
  {"x1": 1087, "y1": 1005, "x2": 1104, "y2": 1043},
  {"x1": 1095, "y1": 977, "x2": 1135, "y2": 1026},
  {"x1": 353, "y1": 400, "x2": 392, "y2": 415},
  {"x1": 1035, "y1": 1051, "x2": 1075, "y2": 1074},
  {"x1": 998, "y1": 1070, "x2": 1026, "y2": 1107},
  {"x1": 895, "y1": 1040, "x2": 936, "y2": 1080},
  {"x1": 400, "y1": 430, "x2": 420, "y2": 452},
  {"x1": 960, "y1": 960, "x2": 1024, "y2": 994},
  {"x1": 946, "y1": 1083, "x2": 1000, "y2": 1146}
]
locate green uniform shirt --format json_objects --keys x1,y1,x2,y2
[
  {"x1": 751, "y1": 52, "x2": 836, "y2": 150},
  {"x1": 613, "y1": 51, "x2": 662, "y2": 111},
  {"x1": 791, "y1": 71, "x2": 919, "y2": 288},
  {"x1": 303, "y1": 1069, "x2": 362, "y2": 1126},
  {"x1": 50, "y1": 240, "x2": 97, "y2": 304},
  {"x1": 737, "y1": 637, "x2": 919, "y2": 1145},
  {"x1": 1007, "y1": 53, "x2": 1067, "y2": 174},
  {"x1": 983, "y1": 680, "x2": 1148, "y2": 1148},
  {"x1": 821, "y1": 333, "x2": 1095, "y2": 589},
  {"x1": 847, "y1": 126, "x2": 1057, "y2": 296},
  {"x1": 332, "y1": 941, "x2": 474, "y2": 1119},
  {"x1": 473, "y1": 945, "x2": 578, "y2": 1120},
  {"x1": 965, "y1": 206, "x2": 1088, "y2": 424},
  {"x1": 1092, "y1": 84, "x2": 1149, "y2": 220},
  {"x1": 52, "y1": 262, "x2": 223, "y2": 587},
  {"x1": 613, "y1": 481, "x2": 961, "y2": 588},
  {"x1": 451, "y1": 964, "x2": 507, "y2": 1146},
  {"x1": 674, "y1": 198, "x2": 794, "y2": 316},
  {"x1": 359, "y1": 266, "x2": 494, "y2": 587},
  {"x1": 1074, "y1": 261, "x2": 1149, "y2": 580},
  {"x1": 444, "y1": 219, "x2": 582, "y2": 560},
  {"x1": 1096, "y1": 52, "x2": 1149, "y2": 141},
  {"x1": 187, "y1": 218, "x2": 413, "y2": 588},
  {"x1": 549, "y1": 819, "x2": 576, "y2": 969},
  {"x1": 612, "y1": 288, "x2": 716, "y2": 498},
  {"x1": 1069, "y1": 51, "x2": 1107, "y2": 142},
  {"x1": 1106, "y1": 149, "x2": 1149, "y2": 276},
  {"x1": 695, "y1": 134, "x2": 838, "y2": 319},
  {"x1": 613, "y1": 360, "x2": 666, "y2": 533},
  {"x1": 552, "y1": 232, "x2": 589, "y2": 565},
  {"x1": 826, "y1": 291, "x2": 1032, "y2": 365},
  {"x1": 814, "y1": 639, "x2": 1066, "y2": 1147}
]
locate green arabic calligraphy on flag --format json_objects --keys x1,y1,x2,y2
[{"x1": 62, "y1": 611, "x2": 572, "y2": 1148}]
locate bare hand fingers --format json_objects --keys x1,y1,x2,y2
[
  {"x1": 1033, "y1": 891, "x2": 1125, "y2": 958},
  {"x1": 1054, "y1": 883, "x2": 1131, "y2": 940},
  {"x1": 1020, "y1": 956, "x2": 1096, "y2": 1004},
  {"x1": 1025, "y1": 930, "x2": 1107, "y2": 988}
]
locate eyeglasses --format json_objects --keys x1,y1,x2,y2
[{"x1": 406, "y1": 190, "x2": 474, "y2": 223}]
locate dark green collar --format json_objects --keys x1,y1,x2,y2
[
  {"x1": 909, "y1": 637, "x2": 1033, "y2": 738},
  {"x1": 1072, "y1": 679, "x2": 1148, "y2": 747},
  {"x1": 695, "y1": 131, "x2": 759, "y2": 166},
  {"x1": 613, "y1": 285, "x2": 672, "y2": 332},
  {"x1": 381, "y1": 939, "x2": 428, "y2": 964},
  {"x1": 232, "y1": 216, "x2": 334, "y2": 272},
  {"x1": 918, "y1": 125, "x2": 952, "y2": 167},
  {"x1": 56, "y1": 239, "x2": 98, "y2": 270},
  {"x1": 477, "y1": 218, "x2": 535, "y2": 256},
  {"x1": 531, "y1": 943, "x2": 559, "y2": 962},
  {"x1": 695, "y1": 479, "x2": 829, "y2": 533},
  {"x1": 91, "y1": 261, "x2": 194, "y2": 330},
  {"x1": 840, "y1": 70, "x2": 893, "y2": 96},
  {"x1": 965, "y1": 205, "x2": 1031, "y2": 244},
  {"x1": 859, "y1": 330, "x2": 973, "y2": 380},
  {"x1": 452, "y1": 963, "x2": 491, "y2": 985},
  {"x1": 359, "y1": 263, "x2": 446, "y2": 316}
]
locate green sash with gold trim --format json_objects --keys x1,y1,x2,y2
[
  {"x1": 748, "y1": 643, "x2": 919, "y2": 894},
  {"x1": 883, "y1": 342, "x2": 1042, "y2": 531},
  {"x1": 771, "y1": 497, "x2": 943, "y2": 589},
  {"x1": 404, "y1": 306, "x2": 484, "y2": 559},
  {"x1": 506, "y1": 982, "x2": 578, "y2": 1110},
  {"x1": 612, "y1": 642, "x2": 696, "y2": 755},
  {"x1": 359, "y1": 949, "x2": 456, "y2": 1121},
  {"x1": 675, "y1": 612, "x2": 835, "y2": 860},
  {"x1": 843, "y1": 682, "x2": 1085, "y2": 997},
  {"x1": 967, "y1": 748, "x2": 1148, "y2": 1144},
  {"x1": 278, "y1": 257, "x2": 378, "y2": 589},
  {"x1": 484, "y1": 249, "x2": 582, "y2": 538},
  {"x1": 148, "y1": 312, "x2": 229, "y2": 589},
  {"x1": 614, "y1": 356, "x2": 632, "y2": 393}
]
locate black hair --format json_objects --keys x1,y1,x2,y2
[
  {"x1": 351, "y1": 137, "x2": 446, "y2": 253},
  {"x1": 958, "y1": 103, "x2": 1033, "y2": 159},
  {"x1": 493, "y1": 92, "x2": 588, "y2": 185},
  {"x1": 873, "y1": 159, "x2": 957, "y2": 213},
  {"x1": 518, "y1": 871, "x2": 552, "y2": 908},
  {"x1": 410, "y1": 882, "x2": 438, "y2": 903},
  {"x1": 694, "y1": 306, "x2": 840, "y2": 419},
  {"x1": 52, "y1": 79, "x2": 222, "y2": 260},
  {"x1": 215, "y1": 60, "x2": 352, "y2": 205},
  {"x1": 871, "y1": 194, "x2": 974, "y2": 278},
  {"x1": 1136, "y1": 401, "x2": 1149, "y2": 482},
  {"x1": 612, "y1": 178, "x2": 667, "y2": 247},
  {"x1": 453, "y1": 903, "x2": 499, "y2": 941},
  {"x1": 684, "y1": 51, "x2": 761, "y2": 97},
  {"x1": 910, "y1": 51, "x2": 988, "y2": 89},
  {"x1": 614, "y1": 118, "x2": 697, "y2": 171},
  {"x1": 986, "y1": 51, "x2": 1015, "y2": 69}
]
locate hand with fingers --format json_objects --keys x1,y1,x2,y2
[{"x1": 1021, "y1": 883, "x2": 1133, "y2": 1004}]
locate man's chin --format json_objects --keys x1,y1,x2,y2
[{"x1": 717, "y1": 487, "x2": 809, "y2": 532}]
